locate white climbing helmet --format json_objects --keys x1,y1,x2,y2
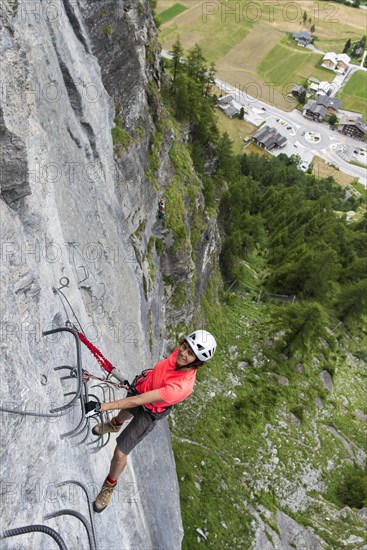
[{"x1": 185, "y1": 330, "x2": 217, "y2": 362}]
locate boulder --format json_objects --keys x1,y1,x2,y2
[{"x1": 319, "y1": 370, "x2": 333, "y2": 391}]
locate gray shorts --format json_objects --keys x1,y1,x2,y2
[{"x1": 116, "y1": 405, "x2": 170, "y2": 455}]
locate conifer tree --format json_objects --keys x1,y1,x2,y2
[
  {"x1": 186, "y1": 44, "x2": 207, "y2": 86},
  {"x1": 170, "y1": 37, "x2": 184, "y2": 84},
  {"x1": 273, "y1": 302, "x2": 331, "y2": 355},
  {"x1": 174, "y1": 73, "x2": 190, "y2": 120},
  {"x1": 343, "y1": 38, "x2": 351, "y2": 53},
  {"x1": 216, "y1": 132, "x2": 235, "y2": 180},
  {"x1": 337, "y1": 278, "x2": 367, "y2": 327}
]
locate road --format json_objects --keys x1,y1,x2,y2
[
  {"x1": 215, "y1": 78, "x2": 366, "y2": 186},
  {"x1": 161, "y1": 50, "x2": 366, "y2": 186}
]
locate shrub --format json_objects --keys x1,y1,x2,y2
[
  {"x1": 337, "y1": 466, "x2": 367, "y2": 508},
  {"x1": 103, "y1": 25, "x2": 113, "y2": 38},
  {"x1": 155, "y1": 238, "x2": 164, "y2": 256},
  {"x1": 112, "y1": 127, "x2": 131, "y2": 149},
  {"x1": 290, "y1": 405, "x2": 304, "y2": 422}
]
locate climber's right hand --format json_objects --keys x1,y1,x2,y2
[{"x1": 84, "y1": 401, "x2": 101, "y2": 417}]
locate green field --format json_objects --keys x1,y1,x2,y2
[
  {"x1": 159, "y1": 5, "x2": 252, "y2": 63},
  {"x1": 257, "y1": 38, "x2": 336, "y2": 96},
  {"x1": 216, "y1": 109, "x2": 257, "y2": 154},
  {"x1": 158, "y1": 0, "x2": 366, "y2": 111},
  {"x1": 156, "y1": 3, "x2": 187, "y2": 25},
  {"x1": 259, "y1": 43, "x2": 317, "y2": 86},
  {"x1": 338, "y1": 71, "x2": 367, "y2": 119}
]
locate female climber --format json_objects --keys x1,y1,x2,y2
[{"x1": 84, "y1": 329, "x2": 217, "y2": 513}]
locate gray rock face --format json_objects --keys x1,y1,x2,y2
[
  {"x1": 355, "y1": 409, "x2": 367, "y2": 422},
  {"x1": 0, "y1": 109, "x2": 31, "y2": 206},
  {"x1": 295, "y1": 363, "x2": 305, "y2": 373},
  {"x1": 0, "y1": 1, "x2": 188, "y2": 548},
  {"x1": 319, "y1": 370, "x2": 333, "y2": 391},
  {"x1": 252, "y1": 508, "x2": 325, "y2": 550},
  {"x1": 276, "y1": 510, "x2": 324, "y2": 549}
]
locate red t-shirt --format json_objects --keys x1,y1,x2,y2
[{"x1": 135, "y1": 348, "x2": 197, "y2": 413}]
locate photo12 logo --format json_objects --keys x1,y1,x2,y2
[
  {"x1": 18, "y1": 0, "x2": 80, "y2": 24},
  {"x1": 0, "y1": 79, "x2": 104, "y2": 106},
  {"x1": 202, "y1": 1, "x2": 340, "y2": 24},
  {"x1": 0, "y1": 479, "x2": 140, "y2": 505},
  {"x1": 0, "y1": 240, "x2": 136, "y2": 267}
]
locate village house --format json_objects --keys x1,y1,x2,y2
[
  {"x1": 291, "y1": 85, "x2": 307, "y2": 99},
  {"x1": 303, "y1": 96, "x2": 341, "y2": 122},
  {"x1": 217, "y1": 95, "x2": 244, "y2": 118},
  {"x1": 321, "y1": 52, "x2": 351, "y2": 73},
  {"x1": 303, "y1": 101, "x2": 327, "y2": 122},
  {"x1": 292, "y1": 32, "x2": 311, "y2": 47},
  {"x1": 253, "y1": 126, "x2": 287, "y2": 151},
  {"x1": 338, "y1": 117, "x2": 367, "y2": 140},
  {"x1": 308, "y1": 77, "x2": 320, "y2": 94},
  {"x1": 316, "y1": 81, "x2": 333, "y2": 96},
  {"x1": 316, "y1": 96, "x2": 341, "y2": 116}
]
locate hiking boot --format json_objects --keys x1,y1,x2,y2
[
  {"x1": 93, "y1": 478, "x2": 117, "y2": 513},
  {"x1": 92, "y1": 417, "x2": 123, "y2": 436}
]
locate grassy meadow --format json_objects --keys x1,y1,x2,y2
[
  {"x1": 338, "y1": 71, "x2": 367, "y2": 120},
  {"x1": 216, "y1": 110, "x2": 257, "y2": 155},
  {"x1": 156, "y1": 3, "x2": 187, "y2": 25},
  {"x1": 312, "y1": 157, "x2": 357, "y2": 187},
  {"x1": 158, "y1": 0, "x2": 367, "y2": 111},
  {"x1": 170, "y1": 284, "x2": 367, "y2": 549}
]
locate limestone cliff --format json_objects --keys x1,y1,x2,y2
[{"x1": 0, "y1": 0, "x2": 219, "y2": 548}]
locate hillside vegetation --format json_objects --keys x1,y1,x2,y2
[{"x1": 162, "y1": 42, "x2": 367, "y2": 549}]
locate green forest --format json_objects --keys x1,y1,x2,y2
[
  {"x1": 162, "y1": 40, "x2": 367, "y2": 549},
  {"x1": 164, "y1": 39, "x2": 366, "y2": 340}
]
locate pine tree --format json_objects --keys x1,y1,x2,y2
[
  {"x1": 174, "y1": 73, "x2": 190, "y2": 120},
  {"x1": 273, "y1": 302, "x2": 331, "y2": 356},
  {"x1": 216, "y1": 132, "x2": 235, "y2": 180},
  {"x1": 186, "y1": 44, "x2": 207, "y2": 86},
  {"x1": 343, "y1": 38, "x2": 351, "y2": 53},
  {"x1": 204, "y1": 62, "x2": 216, "y2": 97},
  {"x1": 303, "y1": 11, "x2": 307, "y2": 24},
  {"x1": 170, "y1": 37, "x2": 184, "y2": 84},
  {"x1": 337, "y1": 278, "x2": 367, "y2": 327},
  {"x1": 299, "y1": 90, "x2": 306, "y2": 105}
]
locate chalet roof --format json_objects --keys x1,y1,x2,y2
[
  {"x1": 224, "y1": 104, "x2": 240, "y2": 117},
  {"x1": 276, "y1": 136, "x2": 288, "y2": 147},
  {"x1": 317, "y1": 81, "x2": 333, "y2": 96},
  {"x1": 217, "y1": 95, "x2": 234, "y2": 105},
  {"x1": 316, "y1": 96, "x2": 341, "y2": 110},
  {"x1": 292, "y1": 85, "x2": 306, "y2": 93},
  {"x1": 293, "y1": 32, "x2": 311, "y2": 40},
  {"x1": 338, "y1": 117, "x2": 367, "y2": 135},
  {"x1": 254, "y1": 125, "x2": 287, "y2": 148},
  {"x1": 253, "y1": 125, "x2": 269, "y2": 141},
  {"x1": 323, "y1": 52, "x2": 337, "y2": 62},
  {"x1": 305, "y1": 101, "x2": 327, "y2": 117},
  {"x1": 355, "y1": 118, "x2": 367, "y2": 134},
  {"x1": 337, "y1": 53, "x2": 351, "y2": 65}
]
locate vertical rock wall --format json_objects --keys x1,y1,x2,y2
[{"x1": 0, "y1": 0, "x2": 184, "y2": 548}]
